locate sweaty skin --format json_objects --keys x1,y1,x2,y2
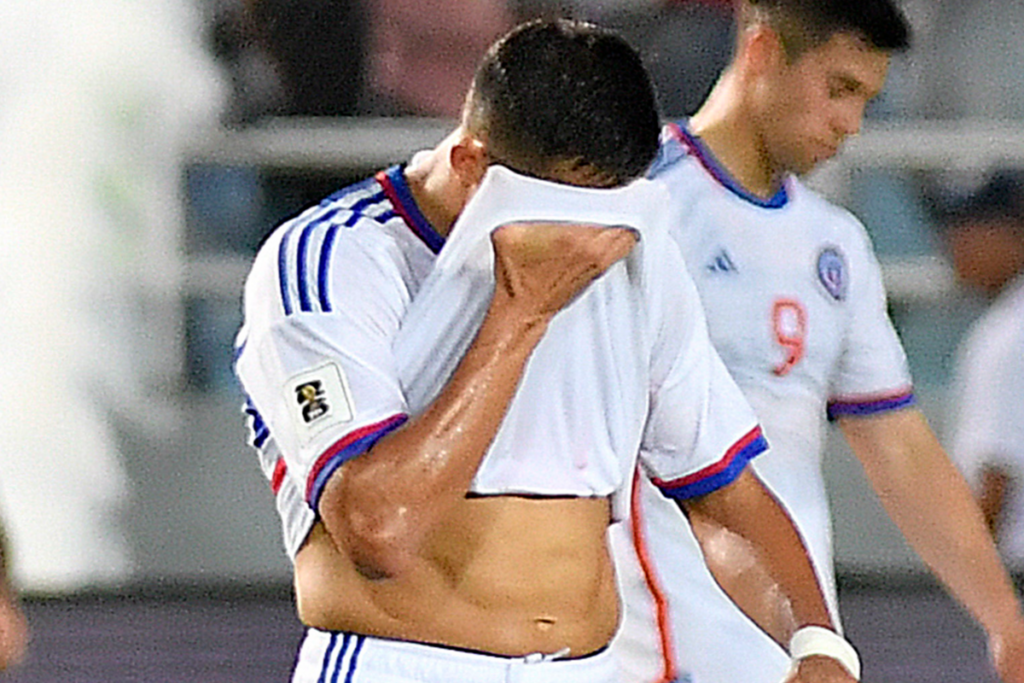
[
  {"x1": 299, "y1": 220, "x2": 637, "y2": 658},
  {"x1": 296, "y1": 496, "x2": 618, "y2": 656}
]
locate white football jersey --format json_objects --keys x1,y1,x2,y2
[
  {"x1": 951, "y1": 274, "x2": 1024, "y2": 567},
  {"x1": 396, "y1": 165, "x2": 767, "y2": 520},
  {"x1": 234, "y1": 165, "x2": 442, "y2": 558},
  {"x1": 235, "y1": 160, "x2": 768, "y2": 561},
  {"x1": 611, "y1": 122, "x2": 914, "y2": 683}
]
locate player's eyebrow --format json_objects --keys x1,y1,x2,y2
[{"x1": 831, "y1": 72, "x2": 879, "y2": 99}]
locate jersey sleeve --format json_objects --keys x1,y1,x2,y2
[
  {"x1": 827, "y1": 219, "x2": 915, "y2": 420},
  {"x1": 951, "y1": 318, "x2": 1024, "y2": 483},
  {"x1": 639, "y1": 234, "x2": 768, "y2": 500},
  {"x1": 234, "y1": 221, "x2": 411, "y2": 516}
]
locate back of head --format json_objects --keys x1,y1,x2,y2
[
  {"x1": 464, "y1": 19, "x2": 661, "y2": 188},
  {"x1": 741, "y1": 0, "x2": 911, "y2": 58}
]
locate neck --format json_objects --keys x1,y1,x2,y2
[
  {"x1": 688, "y1": 69, "x2": 783, "y2": 199},
  {"x1": 403, "y1": 144, "x2": 460, "y2": 238}
]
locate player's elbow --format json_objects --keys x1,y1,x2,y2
[{"x1": 319, "y1": 477, "x2": 421, "y2": 579}]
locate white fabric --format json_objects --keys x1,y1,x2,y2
[
  {"x1": 292, "y1": 629, "x2": 619, "y2": 683},
  {"x1": 236, "y1": 169, "x2": 439, "y2": 558},
  {"x1": 611, "y1": 124, "x2": 914, "y2": 683},
  {"x1": 951, "y1": 275, "x2": 1024, "y2": 567},
  {"x1": 395, "y1": 165, "x2": 763, "y2": 519}
]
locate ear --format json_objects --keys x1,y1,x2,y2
[
  {"x1": 739, "y1": 24, "x2": 787, "y2": 79},
  {"x1": 449, "y1": 133, "x2": 489, "y2": 189}
]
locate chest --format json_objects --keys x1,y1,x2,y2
[{"x1": 677, "y1": 205, "x2": 852, "y2": 388}]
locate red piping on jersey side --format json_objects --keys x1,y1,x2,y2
[
  {"x1": 271, "y1": 458, "x2": 287, "y2": 495},
  {"x1": 305, "y1": 415, "x2": 408, "y2": 503},
  {"x1": 630, "y1": 468, "x2": 678, "y2": 683},
  {"x1": 652, "y1": 426, "x2": 764, "y2": 490}
]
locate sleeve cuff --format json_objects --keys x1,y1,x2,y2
[
  {"x1": 652, "y1": 426, "x2": 768, "y2": 500},
  {"x1": 827, "y1": 389, "x2": 915, "y2": 421},
  {"x1": 306, "y1": 414, "x2": 409, "y2": 514}
]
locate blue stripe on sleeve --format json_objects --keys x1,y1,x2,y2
[
  {"x1": 296, "y1": 223, "x2": 317, "y2": 312},
  {"x1": 827, "y1": 392, "x2": 916, "y2": 421},
  {"x1": 659, "y1": 432, "x2": 768, "y2": 500},
  {"x1": 278, "y1": 227, "x2": 295, "y2": 316},
  {"x1": 318, "y1": 224, "x2": 341, "y2": 313}
]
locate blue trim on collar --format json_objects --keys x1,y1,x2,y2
[
  {"x1": 382, "y1": 165, "x2": 446, "y2": 254},
  {"x1": 668, "y1": 120, "x2": 790, "y2": 210}
]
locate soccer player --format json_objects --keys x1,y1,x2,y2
[
  {"x1": 947, "y1": 172, "x2": 1024, "y2": 570},
  {"x1": 235, "y1": 19, "x2": 856, "y2": 683},
  {"x1": 613, "y1": 2, "x2": 1024, "y2": 682}
]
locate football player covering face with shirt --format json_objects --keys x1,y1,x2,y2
[
  {"x1": 612, "y1": 2, "x2": 1024, "y2": 683},
  {"x1": 235, "y1": 19, "x2": 854, "y2": 683}
]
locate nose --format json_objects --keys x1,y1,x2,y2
[{"x1": 833, "y1": 101, "x2": 865, "y2": 139}]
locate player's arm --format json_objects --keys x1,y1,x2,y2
[
  {"x1": 840, "y1": 408, "x2": 1024, "y2": 683},
  {"x1": 679, "y1": 467, "x2": 857, "y2": 683},
  {"x1": 319, "y1": 223, "x2": 637, "y2": 579}
]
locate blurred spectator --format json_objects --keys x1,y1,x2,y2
[
  {"x1": 244, "y1": 0, "x2": 367, "y2": 118},
  {"x1": 562, "y1": 0, "x2": 734, "y2": 117},
  {"x1": 0, "y1": 0, "x2": 224, "y2": 591},
  {"x1": 365, "y1": 0, "x2": 514, "y2": 117},
  {"x1": 946, "y1": 172, "x2": 1024, "y2": 569}
]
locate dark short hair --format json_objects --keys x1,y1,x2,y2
[
  {"x1": 465, "y1": 19, "x2": 661, "y2": 187},
  {"x1": 943, "y1": 172, "x2": 1024, "y2": 236},
  {"x1": 742, "y1": 0, "x2": 911, "y2": 57}
]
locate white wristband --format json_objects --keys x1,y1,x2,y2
[{"x1": 788, "y1": 626, "x2": 861, "y2": 681}]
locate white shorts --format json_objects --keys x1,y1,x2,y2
[{"x1": 291, "y1": 628, "x2": 619, "y2": 683}]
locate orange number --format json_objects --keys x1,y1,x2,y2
[{"x1": 772, "y1": 298, "x2": 807, "y2": 376}]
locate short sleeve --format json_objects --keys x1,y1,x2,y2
[
  {"x1": 639, "y1": 236, "x2": 767, "y2": 499},
  {"x1": 235, "y1": 222, "x2": 411, "y2": 515},
  {"x1": 827, "y1": 221, "x2": 914, "y2": 420}
]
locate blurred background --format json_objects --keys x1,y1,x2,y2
[{"x1": 2, "y1": 0, "x2": 1023, "y2": 680}]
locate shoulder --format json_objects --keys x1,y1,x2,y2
[{"x1": 245, "y1": 176, "x2": 414, "y2": 320}]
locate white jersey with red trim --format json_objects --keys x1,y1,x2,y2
[
  {"x1": 234, "y1": 164, "x2": 442, "y2": 558},
  {"x1": 395, "y1": 165, "x2": 767, "y2": 520},
  {"x1": 610, "y1": 122, "x2": 914, "y2": 683},
  {"x1": 234, "y1": 161, "x2": 768, "y2": 562}
]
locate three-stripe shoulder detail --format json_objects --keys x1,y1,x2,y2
[{"x1": 277, "y1": 185, "x2": 389, "y2": 315}]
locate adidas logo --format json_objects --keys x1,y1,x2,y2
[{"x1": 706, "y1": 248, "x2": 737, "y2": 274}]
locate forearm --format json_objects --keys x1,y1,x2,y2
[
  {"x1": 682, "y1": 468, "x2": 834, "y2": 648},
  {"x1": 320, "y1": 304, "x2": 548, "y2": 576},
  {"x1": 842, "y1": 410, "x2": 1024, "y2": 635}
]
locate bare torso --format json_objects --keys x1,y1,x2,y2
[{"x1": 294, "y1": 495, "x2": 617, "y2": 657}]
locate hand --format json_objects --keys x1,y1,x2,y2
[
  {"x1": 990, "y1": 623, "x2": 1024, "y2": 683},
  {"x1": 490, "y1": 221, "x2": 637, "y2": 321},
  {"x1": 783, "y1": 655, "x2": 858, "y2": 683},
  {"x1": 0, "y1": 590, "x2": 27, "y2": 670}
]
